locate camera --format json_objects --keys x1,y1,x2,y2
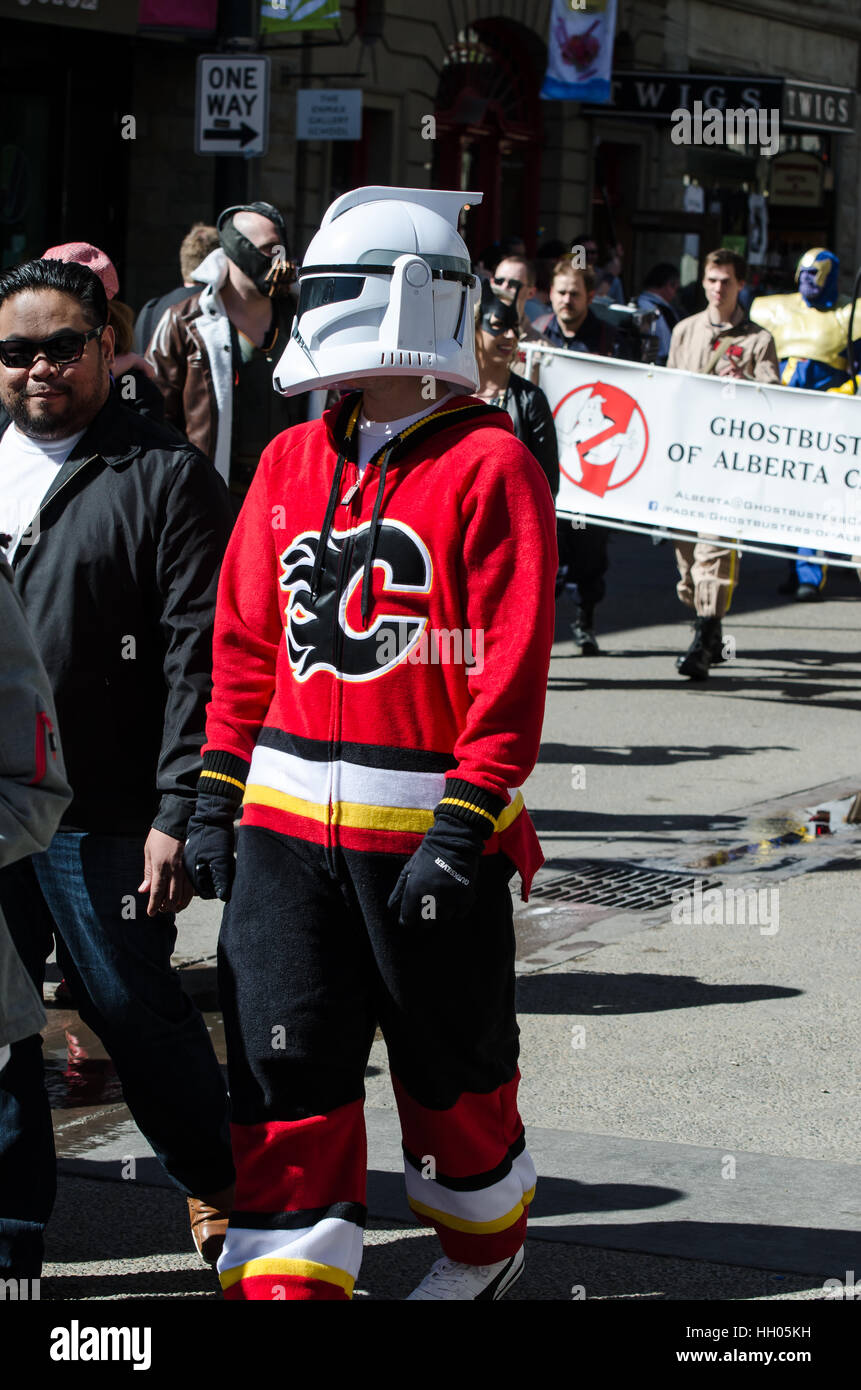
[{"x1": 589, "y1": 297, "x2": 661, "y2": 364}]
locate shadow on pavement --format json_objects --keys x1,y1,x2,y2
[
  {"x1": 546, "y1": 673, "x2": 861, "y2": 713},
  {"x1": 516, "y1": 971, "x2": 801, "y2": 1015},
  {"x1": 539, "y1": 742, "x2": 795, "y2": 766},
  {"x1": 532, "y1": 1220, "x2": 860, "y2": 1284},
  {"x1": 42, "y1": 1172, "x2": 837, "y2": 1301},
  {"x1": 530, "y1": 810, "x2": 746, "y2": 834}
]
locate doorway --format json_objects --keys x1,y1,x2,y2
[{"x1": 432, "y1": 19, "x2": 545, "y2": 257}]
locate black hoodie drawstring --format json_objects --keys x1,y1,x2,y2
[
  {"x1": 309, "y1": 396, "x2": 361, "y2": 604},
  {"x1": 308, "y1": 449, "x2": 346, "y2": 605},
  {"x1": 360, "y1": 447, "x2": 391, "y2": 628},
  {"x1": 311, "y1": 394, "x2": 499, "y2": 625}
]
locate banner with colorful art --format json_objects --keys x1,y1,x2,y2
[
  {"x1": 541, "y1": 0, "x2": 618, "y2": 105},
  {"x1": 260, "y1": 0, "x2": 340, "y2": 33}
]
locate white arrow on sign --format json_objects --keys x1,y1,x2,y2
[{"x1": 195, "y1": 55, "x2": 270, "y2": 157}]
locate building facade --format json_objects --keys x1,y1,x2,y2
[{"x1": 0, "y1": 0, "x2": 858, "y2": 308}]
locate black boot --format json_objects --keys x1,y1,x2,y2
[
  {"x1": 706, "y1": 618, "x2": 725, "y2": 664},
  {"x1": 676, "y1": 616, "x2": 720, "y2": 680},
  {"x1": 777, "y1": 561, "x2": 799, "y2": 596},
  {"x1": 571, "y1": 605, "x2": 600, "y2": 655}
]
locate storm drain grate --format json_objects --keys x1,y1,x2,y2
[{"x1": 530, "y1": 861, "x2": 722, "y2": 912}]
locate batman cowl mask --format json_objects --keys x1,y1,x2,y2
[{"x1": 217, "y1": 201, "x2": 292, "y2": 297}]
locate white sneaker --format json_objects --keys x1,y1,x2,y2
[{"x1": 406, "y1": 1246, "x2": 524, "y2": 1301}]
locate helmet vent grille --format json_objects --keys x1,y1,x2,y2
[{"x1": 379, "y1": 352, "x2": 425, "y2": 366}]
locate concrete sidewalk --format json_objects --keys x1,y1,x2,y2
[{"x1": 41, "y1": 535, "x2": 861, "y2": 1300}]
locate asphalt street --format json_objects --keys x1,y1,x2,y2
[{"x1": 40, "y1": 531, "x2": 861, "y2": 1302}]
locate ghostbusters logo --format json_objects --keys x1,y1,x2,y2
[
  {"x1": 279, "y1": 519, "x2": 431, "y2": 682},
  {"x1": 555, "y1": 382, "x2": 649, "y2": 497}
]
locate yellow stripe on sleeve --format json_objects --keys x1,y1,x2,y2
[
  {"x1": 437, "y1": 797, "x2": 498, "y2": 827},
  {"x1": 200, "y1": 770, "x2": 247, "y2": 792}
]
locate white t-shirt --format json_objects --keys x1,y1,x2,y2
[
  {"x1": 0, "y1": 424, "x2": 86, "y2": 560},
  {"x1": 356, "y1": 390, "x2": 456, "y2": 472}
]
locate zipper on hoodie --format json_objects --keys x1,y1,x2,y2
[{"x1": 328, "y1": 460, "x2": 363, "y2": 860}]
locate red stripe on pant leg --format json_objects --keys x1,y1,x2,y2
[
  {"x1": 392, "y1": 1073, "x2": 524, "y2": 1178},
  {"x1": 429, "y1": 1209, "x2": 529, "y2": 1266},
  {"x1": 230, "y1": 1098, "x2": 366, "y2": 1211},
  {"x1": 224, "y1": 1274, "x2": 348, "y2": 1302}
]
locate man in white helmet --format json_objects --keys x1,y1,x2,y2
[{"x1": 183, "y1": 187, "x2": 557, "y2": 1301}]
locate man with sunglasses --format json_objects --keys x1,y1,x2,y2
[{"x1": 0, "y1": 257, "x2": 236, "y2": 1279}]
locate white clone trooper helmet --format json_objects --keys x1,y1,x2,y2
[{"x1": 273, "y1": 186, "x2": 483, "y2": 396}]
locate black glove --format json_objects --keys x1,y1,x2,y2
[
  {"x1": 183, "y1": 792, "x2": 238, "y2": 902},
  {"x1": 388, "y1": 811, "x2": 492, "y2": 929},
  {"x1": 184, "y1": 753, "x2": 249, "y2": 901}
]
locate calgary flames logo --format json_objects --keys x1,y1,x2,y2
[
  {"x1": 555, "y1": 382, "x2": 649, "y2": 497},
  {"x1": 279, "y1": 519, "x2": 432, "y2": 682}
]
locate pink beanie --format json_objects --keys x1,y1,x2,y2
[{"x1": 42, "y1": 242, "x2": 120, "y2": 300}]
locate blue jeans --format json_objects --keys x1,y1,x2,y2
[{"x1": 0, "y1": 833, "x2": 233, "y2": 1277}]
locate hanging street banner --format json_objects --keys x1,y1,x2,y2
[
  {"x1": 524, "y1": 346, "x2": 861, "y2": 558},
  {"x1": 541, "y1": 0, "x2": 618, "y2": 105},
  {"x1": 260, "y1": 0, "x2": 339, "y2": 32}
]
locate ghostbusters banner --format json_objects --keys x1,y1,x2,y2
[
  {"x1": 541, "y1": 0, "x2": 619, "y2": 105},
  {"x1": 525, "y1": 345, "x2": 861, "y2": 560}
]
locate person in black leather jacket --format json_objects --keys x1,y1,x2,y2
[
  {"x1": 0, "y1": 256, "x2": 236, "y2": 1276},
  {"x1": 473, "y1": 287, "x2": 559, "y2": 498}
]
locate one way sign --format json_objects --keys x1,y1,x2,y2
[{"x1": 195, "y1": 55, "x2": 270, "y2": 156}]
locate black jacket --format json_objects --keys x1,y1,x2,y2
[
  {"x1": 503, "y1": 372, "x2": 559, "y2": 498},
  {"x1": 534, "y1": 308, "x2": 640, "y2": 362},
  {"x1": 6, "y1": 390, "x2": 235, "y2": 840}
]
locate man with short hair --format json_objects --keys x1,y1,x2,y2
[
  {"x1": 668, "y1": 250, "x2": 779, "y2": 381},
  {"x1": 533, "y1": 257, "x2": 632, "y2": 654},
  {"x1": 133, "y1": 222, "x2": 220, "y2": 355},
  {"x1": 147, "y1": 202, "x2": 304, "y2": 503},
  {"x1": 667, "y1": 249, "x2": 780, "y2": 679},
  {"x1": 0, "y1": 257, "x2": 236, "y2": 1276},
  {"x1": 637, "y1": 263, "x2": 681, "y2": 366},
  {"x1": 533, "y1": 257, "x2": 630, "y2": 358}
]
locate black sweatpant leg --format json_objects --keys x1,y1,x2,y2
[
  {"x1": 217, "y1": 826, "x2": 533, "y2": 1298},
  {"x1": 557, "y1": 519, "x2": 609, "y2": 615}
]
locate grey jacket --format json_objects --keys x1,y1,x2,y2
[{"x1": 0, "y1": 556, "x2": 71, "y2": 1049}]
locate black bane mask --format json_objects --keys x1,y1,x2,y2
[
  {"x1": 480, "y1": 287, "x2": 520, "y2": 336},
  {"x1": 217, "y1": 201, "x2": 292, "y2": 298}
]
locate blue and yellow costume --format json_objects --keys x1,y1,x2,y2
[{"x1": 752, "y1": 249, "x2": 861, "y2": 593}]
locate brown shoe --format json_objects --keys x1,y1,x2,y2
[{"x1": 188, "y1": 1188, "x2": 233, "y2": 1266}]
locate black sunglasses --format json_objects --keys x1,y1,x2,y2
[{"x1": 0, "y1": 325, "x2": 106, "y2": 369}]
